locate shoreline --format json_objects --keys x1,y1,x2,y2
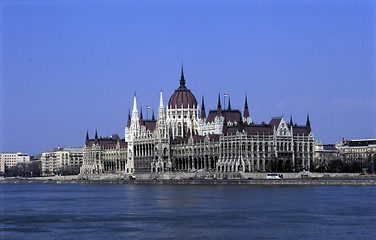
[{"x1": 2, "y1": 177, "x2": 376, "y2": 186}]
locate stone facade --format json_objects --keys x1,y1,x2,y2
[
  {"x1": 0, "y1": 152, "x2": 30, "y2": 171},
  {"x1": 314, "y1": 142, "x2": 339, "y2": 171},
  {"x1": 0, "y1": 155, "x2": 4, "y2": 173},
  {"x1": 81, "y1": 67, "x2": 315, "y2": 175},
  {"x1": 80, "y1": 134, "x2": 128, "y2": 175},
  {"x1": 41, "y1": 147, "x2": 83, "y2": 176},
  {"x1": 337, "y1": 139, "x2": 376, "y2": 172}
]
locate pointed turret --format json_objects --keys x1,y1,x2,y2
[
  {"x1": 306, "y1": 114, "x2": 311, "y2": 132},
  {"x1": 158, "y1": 91, "x2": 165, "y2": 120},
  {"x1": 228, "y1": 97, "x2": 231, "y2": 110},
  {"x1": 131, "y1": 93, "x2": 139, "y2": 121},
  {"x1": 243, "y1": 95, "x2": 249, "y2": 118},
  {"x1": 125, "y1": 94, "x2": 141, "y2": 142},
  {"x1": 306, "y1": 114, "x2": 310, "y2": 127},
  {"x1": 290, "y1": 115, "x2": 293, "y2": 126},
  {"x1": 152, "y1": 110, "x2": 155, "y2": 121},
  {"x1": 159, "y1": 91, "x2": 164, "y2": 108},
  {"x1": 242, "y1": 95, "x2": 252, "y2": 125},
  {"x1": 133, "y1": 93, "x2": 137, "y2": 112},
  {"x1": 201, "y1": 96, "x2": 206, "y2": 119},
  {"x1": 216, "y1": 93, "x2": 222, "y2": 116},
  {"x1": 180, "y1": 64, "x2": 186, "y2": 87},
  {"x1": 85, "y1": 130, "x2": 89, "y2": 145},
  {"x1": 131, "y1": 93, "x2": 139, "y2": 124},
  {"x1": 127, "y1": 109, "x2": 131, "y2": 127},
  {"x1": 139, "y1": 107, "x2": 144, "y2": 125},
  {"x1": 94, "y1": 129, "x2": 98, "y2": 144}
]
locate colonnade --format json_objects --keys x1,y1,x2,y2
[
  {"x1": 103, "y1": 159, "x2": 127, "y2": 172},
  {"x1": 174, "y1": 155, "x2": 217, "y2": 170}
]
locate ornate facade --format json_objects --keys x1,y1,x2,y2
[{"x1": 81, "y1": 67, "x2": 315, "y2": 175}]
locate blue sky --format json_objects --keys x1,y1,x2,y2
[{"x1": 1, "y1": 0, "x2": 375, "y2": 155}]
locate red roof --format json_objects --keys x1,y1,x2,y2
[
  {"x1": 86, "y1": 135, "x2": 127, "y2": 148},
  {"x1": 292, "y1": 126, "x2": 311, "y2": 136},
  {"x1": 144, "y1": 120, "x2": 156, "y2": 132},
  {"x1": 207, "y1": 110, "x2": 242, "y2": 123},
  {"x1": 269, "y1": 118, "x2": 282, "y2": 127}
]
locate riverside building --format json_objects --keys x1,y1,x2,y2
[
  {"x1": 80, "y1": 67, "x2": 315, "y2": 175},
  {"x1": 0, "y1": 152, "x2": 30, "y2": 172},
  {"x1": 337, "y1": 139, "x2": 376, "y2": 172},
  {"x1": 41, "y1": 147, "x2": 83, "y2": 176}
]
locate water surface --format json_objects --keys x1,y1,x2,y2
[{"x1": 1, "y1": 184, "x2": 375, "y2": 239}]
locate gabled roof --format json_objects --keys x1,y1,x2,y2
[
  {"x1": 223, "y1": 110, "x2": 242, "y2": 123},
  {"x1": 244, "y1": 125, "x2": 273, "y2": 135},
  {"x1": 207, "y1": 110, "x2": 219, "y2": 122},
  {"x1": 291, "y1": 126, "x2": 311, "y2": 136},
  {"x1": 269, "y1": 117, "x2": 282, "y2": 128},
  {"x1": 207, "y1": 109, "x2": 242, "y2": 123},
  {"x1": 143, "y1": 120, "x2": 156, "y2": 132},
  {"x1": 86, "y1": 135, "x2": 127, "y2": 148}
]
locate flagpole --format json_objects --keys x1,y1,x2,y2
[
  {"x1": 147, "y1": 106, "x2": 151, "y2": 120},
  {"x1": 224, "y1": 94, "x2": 228, "y2": 110}
]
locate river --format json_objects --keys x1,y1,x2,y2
[{"x1": 1, "y1": 184, "x2": 375, "y2": 239}]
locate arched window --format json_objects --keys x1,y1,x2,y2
[
  {"x1": 183, "y1": 122, "x2": 188, "y2": 137},
  {"x1": 177, "y1": 123, "x2": 182, "y2": 136}
]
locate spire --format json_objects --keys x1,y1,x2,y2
[
  {"x1": 139, "y1": 107, "x2": 144, "y2": 125},
  {"x1": 306, "y1": 114, "x2": 311, "y2": 127},
  {"x1": 131, "y1": 93, "x2": 139, "y2": 123},
  {"x1": 290, "y1": 115, "x2": 293, "y2": 126},
  {"x1": 243, "y1": 95, "x2": 249, "y2": 118},
  {"x1": 132, "y1": 93, "x2": 137, "y2": 113},
  {"x1": 158, "y1": 91, "x2": 165, "y2": 120},
  {"x1": 152, "y1": 110, "x2": 155, "y2": 121},
  {"x1": 94, "y1": 129, "x2": 98, "y2": 143},
  {"x1": 126, "y1": 109, "x2": 131, "y2": 127},
  {"x1": 159, "y1": 91, "x2": 164, "y2": 109},
  {"x1": 228, "y1": 97, "x2": 231, "y2": 110},
  {"x1": 85, "y1": 130, "x2": 89, "y2": 145},
  {"x1": 201, "y1": 96, "x2": 206, "y2": 119},
  {"x1": 217, "y1": 93, "x2": 222, "y2": 116},
  {"x1": 180, "y1": 64, "x2": 186, "y2": 87}
]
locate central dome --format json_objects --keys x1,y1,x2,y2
[{"x1": 168, "y1": 67, "x2": 198, "y2": 109}]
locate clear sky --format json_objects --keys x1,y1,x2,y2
[{"x1": 1, "y1": 0, "x2": 375, "y2": 156}]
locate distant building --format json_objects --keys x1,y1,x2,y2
[
  {"x1": 314, "y1": 142, "x2": 339, "y2": 171},
  {"x1": 80, "y1": 134, "x2": 128, "y2": 175},
  {"x1": 0, "y1": 156, "x2": 4, "y2": 174},
  {"x1": 40, "y1": 147, "x2": 83, "y2": 176},
  {"x1": 337, "y1": 139, "x2": 376, "y2": 172},
  {"x1": 81, "y1": 67, "x2": 315, "y2": 175},
  {"x1": 0, "y1": 152, "x2": 31, "y2": 171}
]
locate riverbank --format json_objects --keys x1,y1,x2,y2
[{"x1": 2, "y1": 176, "x2": 376, "y2": 185}]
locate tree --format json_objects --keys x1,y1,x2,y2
[{"x1": 328, "y1": 159, "x2": 344, "y2": 173}]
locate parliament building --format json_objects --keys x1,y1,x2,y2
[{"x1": 80, "y1": 67, "x2": 315, "y2": 175}]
